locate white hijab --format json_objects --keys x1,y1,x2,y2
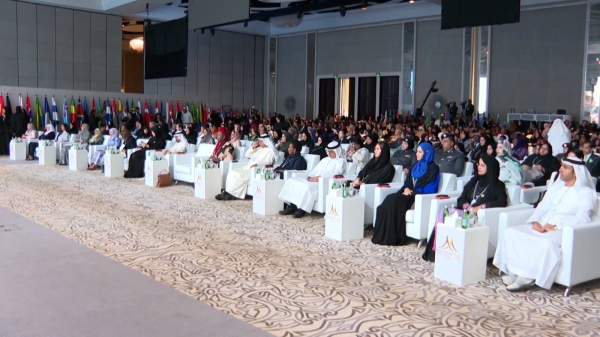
[
  {"x1": 547, "y1": 119, "x2": 571, "y2": 156},
  {"x1": 44, "y1": 124, "x2": 55, "y2": 135}
]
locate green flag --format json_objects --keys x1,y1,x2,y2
[
  {"x1": 425, "y1": 111, "x2": 430, "y2": 126},
  {"x1": 35, "y1": 96, "x2": 42, "y2": 130}
]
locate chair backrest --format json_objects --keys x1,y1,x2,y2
[
  {"x1": 102, "y1": 135, "x2": 109, "y2": 145},
  {"x1": 164, "y1": 140, "x2": 174, "y2": 150},
  {"x1": 300, "y1": 146, "x2": 309, "y2": 155},
  {"x1": 136, "y1": 139, "x2": 146, "y2": 147},
  {"x1": 461, "y1": 161, "x2": 474, "y2": 177},
  {"x1": 186, "y1": 144, "x2": 196, "y2": 153},
  {"x1": 196, "y1": 144, "x2": 215, "y2": 157},
  {"x1": 392, "y1": 165, "x2": 404, "y2": 182},
  {"x1": 438, "y1": 173, "x2": 457, "y2": 193},
  {"x1": 303, "y1": 154, "x2": 320, "y2": 171},
  {"x1": 506, "y1": 185, "x2": 521, "y2": 206},
  {"x1": 345, "y1": 162, "x2": 357, "y2": 175},
  {"x1": 369, "y1": 153, "x2": 374, "y2": 160},
  {"x1": 233, "y1": 146, "x2": 247, "y2": 160},
  {"x1": 69, "y1": 134, "x2": 78, "y2": 142},
  {"x1": 341, "y1": 144, "x2": 350, "y2": 151}
]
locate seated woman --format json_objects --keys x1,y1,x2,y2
[
  {"x1": 163, "y1": 133, "x2": 188, "y2": 155},
  {"x1": 310, "y1": 133, "x2": 330, "y2": 160},
  {"x1": 345, "y1": 135, "x2": 369, "y2": 172},
  {"x1": 229, "y1": 130, "x2": 242, "y2": 148},
  {"x1": 496, "y1": 142, "x2": 523, "y2": 186},
  {"x1": 422, "y1": 154, "x2": 508, "y2": 261},
  {"x1": 88, "y1": 128, "x2": 121, "y2": 170},
  {"x1": 124, "y1": 126, "x2": 166, "y2": 178},
  {"x1": 21, "y1": 123, "x2": 37, "y2": 140},
  {"x1": 137, "y1": 126, "x2": 151, "y2": 139},
  {"x1": 353, "y1": 142, "x2": 396, "y2": 188},
  {"x1": 247, "y1": 127, "x2": 259, "y2": 142},
  {"x1": 88, "y1": 128, "x2": 105, "y2": 146},
  {"x1": 512, "y1": 135, "x2": 528, "y2": 161},
  {"x1": 278, "y1": 141, "x2": 347, "y2": 218},
  {"x1": 199, "y1": 127, "x2": 216, "y2": 145},
  {"x1": 275, "y1": 131, "x2": 291, "y2": 157},
  {"x1": 371, "y1": 142, "x2": 440, "y2": 246},
  {"x1": 521, "y1": 143, "x2": 560, "y2": 186},
  {"x1": 120, "y1": 128, "x2": 138, "y2": 159},
  {"x1": 26, "y1": 124, "x2": 56, "y2": 160},
  {"x1": 59, "y1": 123, "x2": 91, "y2": 165},
  {"x1": 298, "y1": 129, "x2": 314, "y2": 153}
]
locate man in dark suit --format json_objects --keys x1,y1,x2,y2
[
  {"x1": 583, "y1": 141, "x2": 600, "y2": 180},
  {"x1": 10, "y1": 106, "x2": 27, "y2": 138}
]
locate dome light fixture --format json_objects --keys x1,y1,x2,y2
[{"x1": 129, "y1": 37, "x2": 144, "y2": 52}]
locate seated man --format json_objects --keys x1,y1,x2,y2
[
  {"x1": 274, "y1": 140, "x2": 307, "y2": 179},
  {"x1": 434, "y1": 133, "x2": 466, "y2": 176},
  {"x1": 216, "y1": 134, "x2": 277, "y2": 200},
  {"x1": 493, "y1": 157, "x2": 597, "y2": 292},
  {"x1": 278, "y1": 141, "x2": 347, "y2": 218}
]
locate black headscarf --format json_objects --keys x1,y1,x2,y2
[
  {"x1": 300, "y1": 129, "x2": 314, "y2": 151},
  {"x1": 364, "y1": 133, "x2": 378, "y2": 153},
  {"x1": 358, "y1": 142, "x2": 396, "y2": 184},
  {"x1": 458, "y1": 154, "x2": 507, "y2": 208},
  {"x1": 310, "y1": 132, "x2": 330, "y2": 159},
  {"x1": 473, "y1": 135, "x2": 495, "y2": 161},
  {"x1": 404, "y1": 137, "x2": 415, "y2": 150}
]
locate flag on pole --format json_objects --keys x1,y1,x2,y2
[
  {"x1": 62, "y1": 96, "x2": 68, "y2": 124},
  {"x1": 43, "y1": 96, "x2": 50, "y2": 126},
  {"x1": 160, "y1": 100, "x2": 164, "y2": 120},
  {"x1": 83, "y1": 97, "x2": 89, "y2": 122},
  {"x1": 425, "y1": 111, "x2": 430, "y2": 126},
  {"x1": 26, "y1": 95, "x2": 32, "y2": 120},
  {"x1": 125, "y1": 99, "x2": 129, "y2": 115},
  {"x1": 96, "y1": 97, "x2": 102, "y2": 122},
  {"x1": 143, "y1": 100, "x2": 150, "y2": 127},
  {"x1": 0, "y1": 93, "x2": 4, "y2": 117},
  {"x1": 18, "y1": 93, "x2": 23, "y2": 109},
  {"x1": 190, "y1": 102, "x2": 196, "y2": 124},
  {"x1": 5, "y1": 95, "x2": 12, "y2": 119},
  {"x1": 34, "y1": 96, "x2": 41, "y2": 130},
  {"x1": 52, "y1": 96, "x2": 58, "y2": 128},
  {"x1": 77, "y1": 97, "x2": 84, "y2": 126},
  {"x1": 118, "y1": 98, "x2": 122, "y2": 114},
  {"x1": 105, "y1": 99, "x2": 112, "y2": 125},
  {"x1": 69, "y1": 97, "x2": 76, "y2": 124}
]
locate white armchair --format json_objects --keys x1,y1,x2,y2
[
  {"x1": 290, "y1": 171, "x2": 357, "y2": 213},
  {"x1": 360, "y1": 165, "x2": 405, "y2": 226},
  {"x1": 497, "y1": 199, "x2": 600, "y2": 296},
  {"x1": 172, "y1": 144, "x2": 215, "y2": 183},
  {"x1": 372, "y1": 173, "x2": 457, "y2": 242},
  {"x1": 88, "y1": 135, "x2": 110, "y2": 164},
  {"x1": 428, "y1": 185, "x2": 532, "y2": 258}
]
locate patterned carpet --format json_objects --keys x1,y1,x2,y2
[{"x1": 1, "y1": 158, "x2": 599, "y2": 337}]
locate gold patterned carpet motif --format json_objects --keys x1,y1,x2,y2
[{"x1": 1, "y1": 160, "x2": 599, "y2": 337}]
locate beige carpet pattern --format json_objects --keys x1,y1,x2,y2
[{"x1": 1, "y1": 160, "x2": 599, "y2": 337}]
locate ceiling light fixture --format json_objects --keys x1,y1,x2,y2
[
  {"x1": 129, "y1": 37, "x2": 144, "y2": 52},
  {"x1": 409, "y1": 0, "x2": 415, "y2": 3},
  {"x1": 210, "y1": 28, "x2": 215, "y2": 36},
  {"x1": 340, "y1": 6, "x2": 346, "y2": 17},
  {"x1": 201, "y1": 28, "x2": 205, "y2": 34},
  {"x1": 244, "y1": 20, "x2": 249, "y2": 27},
  {"x1": 297, "y1": 11, "x2": 303, "y2": 19},
  {"x1": 361, "y1": 0, "x2": 368, "y2": 10}
]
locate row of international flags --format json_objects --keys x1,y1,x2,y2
[{"x1": 0, "y1": 93, "x2": 261, "y2": 130}]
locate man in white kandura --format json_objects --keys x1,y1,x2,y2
[
  {"x1": 215, "y1": 134, "x2": 278, "y2": 201},
  {"x1": 493, "y1": 157, "x2": 597, "y2": 292},
  {"x1": 278, "y1": 141, "x2": 347, "y2": 218}
]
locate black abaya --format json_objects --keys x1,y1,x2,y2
[
  {"x1": 124, "y1": 134, "x2": 166, "y2": 178},
  {"x1": 371, "y1": 162, "x2": 440, "y2": 246}
]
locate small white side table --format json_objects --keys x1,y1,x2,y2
[
  {"x1": 145, "y1": 159, "x2": 169, "y2": 187},
  {"x1": 252, "y1": 178, "x2": 285, "y2": 215},
  {"x1": 194, "y1": 167, "x2": 222, "y2": 199},
  {"x1": 325, "y1": 195, "x2": 365, "y2": 241},
  {"x1": 9, "y1": 141, "x2": 26, "y2": 160},
  {"x1": 38, "y1": 145, "x2": 56, "y2": 165},
  {"x1": 68, "y1": 149, "x2": 88, "y2": 171},
  {"x1": 434, "y1": 225, "x2": 489, "y2": 286},
  {"x1": 105, "y1": 153, "x2": 124, "y2": 178}
]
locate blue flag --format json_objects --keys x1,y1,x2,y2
[
  {"x1": 43, "y1": 96, "x2": 51, "y2": 126},
  {"x1": 83, "y1": 97, "x2": 88, "y2": 122},
  {"x1": 62, "y1": 96, "x2": 68, "y2": 124},
  {"x1": 105, "y1": 99, "x2": 113, "y2": 125},
  {"x1": 51, "y1": 96, "x2": 58, "y2": 128}
]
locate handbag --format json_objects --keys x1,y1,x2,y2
[{"x1": 156, "y1": 169, "x2": 172, "y2": 187}]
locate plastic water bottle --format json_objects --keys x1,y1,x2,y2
[
  {"x1": 461, "y1": 211, "x2": 469, "y2": 229},
  {"x1": 342, "y1": 184, "x2": 348, "y2": 198},
  {"x1": 331, "y1": 181, "x2": 337, "y2": 190},
  {"x1": 443, "y1": 205, "x2": 449, "y2": 223}
]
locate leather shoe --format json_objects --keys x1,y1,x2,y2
[
  {"x1": 293, "y1": 209, "x2": 306, "y2": 218},
  {"x1": 215, "y1": 193, "x2": 223, "y2": 200},
  {"x1": 279, "y1": 204, "x2": 297, "y2": 215},
  {"x1": 502, "y1": 275, "x2": 517, "y2": 286}
]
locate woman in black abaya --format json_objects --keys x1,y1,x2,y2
[
  {"x1": 353, "y1": 141, "x2": 396, "y2": 188},
  {"x1": 124, "y1": 126, "x2": 166, "y2": 178},
  {"x1": 371, "y1": 142, "x2": 440, "y2": 246},
  {"x1": 422, "y1": 154, "x2": 508, "y2": 262}
]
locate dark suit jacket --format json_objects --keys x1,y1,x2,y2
[
  {"x1": 275, "y1": 153, "x2": 307, "y2": 179},
  {"x1": 586, "y1": 154, "x2": 600, "y2": 177}
]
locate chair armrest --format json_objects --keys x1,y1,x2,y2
[
  {"x1": 282, "y1": 170, "x2": 297, "y2": 180},
  {"x1": 497, "y1": 208, "x2": 536, "y2": 242},
  {"x1": 373, "y1": 185, "x2": 404, "y2": 225},
  {"x1": 559, "y1": 222, "x2": 600, "y2": 287},
  {"x1": 292, "y1": 171, "x2": 309, "y2": 179},
  {"x1": 478, "y1": 204, "x2": 533, "y2": 258},
  {"x1": 427, "y1": 196, "x2": 460, "y2": 242},
  {"x1": 520, "y1": 186, "x2": 547, "y2": 204}
]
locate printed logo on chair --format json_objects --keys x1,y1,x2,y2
[{"x1": 325, "y1": 205, "x2": 341, "y2": 223}]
